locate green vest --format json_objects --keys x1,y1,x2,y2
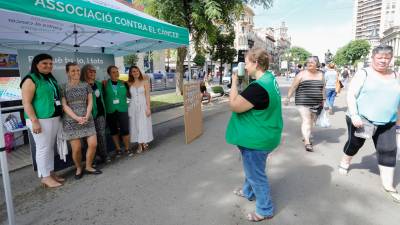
[
  {"x1": 226, "y1": 71, "x2": 283, "y2": 151},
  {"x1": 24, "y1": 73, "x2": 60, "y2": 119},
  {"x1": 91, "y1": 80, "x2": 106, "y2": 118},
  {"x1": 104, "y1": 79, "x2": 128, "y2": 113}
]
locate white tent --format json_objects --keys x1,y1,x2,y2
[{"x1": 0, "y1": 0, "x2": 189, "y2": 55}]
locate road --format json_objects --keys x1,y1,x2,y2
[{"x1": 1, "y1": 77, "x2": 399, "y2": 225}]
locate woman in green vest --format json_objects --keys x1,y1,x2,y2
[
  {"x1": 81, "y1": 64, "x2": 111, "y2": 164},
  {"x1": 21, "y1": 54, "x2": 64, "y2": 188},
  {"x1": 226, "y1": 48, "x2": 283, "y2": 222},
  {"x1": 104, "y1": 65, "x2": 131, "y2": 156}
]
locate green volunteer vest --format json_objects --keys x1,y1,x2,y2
[
  {"x1": 226, "y1": 71, "x2": 283, "y2": 151},
  {"x1": 104, "y1": 79, "x2": 128, "y2": 113},
  {"x1": 23, "y1": 73, "x2": 60, "y2": 119},
  {"x1": 91, "y1": 80, "x2": 106, "y2": 118}
]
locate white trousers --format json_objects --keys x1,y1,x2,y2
[{"x1": 26, "y1": 117, "x2": 61, "y2": 178}]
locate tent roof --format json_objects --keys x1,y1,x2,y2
[{"x1": 0, "y1": 0, "x2": 189, "y2": 55}]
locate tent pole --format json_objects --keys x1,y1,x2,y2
[
  {"x1": 0, "y1": 104, "x2": 16, "y2": 225},
  {"x1": 188, "y1": 46, "x2": 191, "y2": 82}
]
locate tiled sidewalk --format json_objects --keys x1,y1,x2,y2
[{"x1": 1, "y1": 96, "x2": 227, "y2": 173}]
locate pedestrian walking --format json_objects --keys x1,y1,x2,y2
[
  {"x1": 21, "y1": 53, "x2": 64, "y2": 188},
  {"x1": 285, "y1": 56, "x2": 325, "y2": 152},
  {"x1": 81, "y1": 64, "x2": 111, "y2": 164},
  {"x1": 103, "y1": 65, "x2": 131, "y2": 157},
  {"x1": 61, "y1": 62, "x2": 101, "y2": 179},
  {"x1": 324, "y1": 63, "x2": 340, "y2": 114},
  {"x1": 338, "y1": 45, "x2": 400, "y2": 203},
  {"x1": 127, "y1": 66, "x2": 153, "y2": 154},
  {"x1": 341, "y1": 67, "x2": 350, "y2": 88},
  {"x1": 226, "y1": 47, "x2": 283, "y2": 222}
]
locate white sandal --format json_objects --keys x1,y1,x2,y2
[{"x1": 383, "y1": 188, "x2": 400, "y2": 203}]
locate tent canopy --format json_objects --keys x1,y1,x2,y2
[{"x1": 0, "y1": 0, "x2": 189, "y2": 56}]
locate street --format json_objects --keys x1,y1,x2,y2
[{"x1": 1, "y1": 77, "x2": 399, "y2": 225}]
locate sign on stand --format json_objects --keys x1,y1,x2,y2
[{"x1": 183, "y1": 82, "x2": 203, "y2": 144}]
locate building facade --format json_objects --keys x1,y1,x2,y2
[
  {"x1": 353, "y1": 0, "x2": 383, "y2": 40},
  {"x1": 381, "y1": 26, "x2": 400, "y2": 59},
  {"x1": 234, "y1": 5, "x2": 255, "y2": 51}
]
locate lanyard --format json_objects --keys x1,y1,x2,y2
[
  {"x1": 111, "y1": 81, "x2": 118, "y2": 98},
  {"x1": 47, "y1": 78, "x2": 59, "y2": 100}
]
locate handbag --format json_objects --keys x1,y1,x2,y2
[
  {"x1": 354, "y1": 117, "x2": 377, "y2": 139},
  {"x1": 316, "y1": 109, "x2": 330, "y2": 128}
]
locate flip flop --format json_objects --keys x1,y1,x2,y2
[
  {"x1": 233, "y1": 188, "x2": 255, "y2": 201},
  {"x1": 247, "y1": 212, "x2": 273, "y2": 222}
]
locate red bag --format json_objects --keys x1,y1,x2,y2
[{"x1": 4, "y1": 132, "x2": 15, "y2": 153}]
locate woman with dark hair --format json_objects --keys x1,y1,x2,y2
[
  {"x1": 338, "y1": 45, "x2": 400, "y2": 203},
  {"x1": 285, "y1": 56, "x2": 325, "y2": 152},
  {"x1": 61, "y1": 62, "x2": 101, "y2": 179},
  {"x1": 226, "y1": 47, "x2": 283, "y2": 222},
  {"x1": 128, "y1": 66, "x2": 153, "y2": 154},
  {"x1": 80, "y1": 64, "x2": 110, "y2": 164},
  {"x1": 104, "y1": 65, "x2": 131, "y2": 156},
  {"x1": 21, "y1": 53, "x2": 64, "y2": 188}
]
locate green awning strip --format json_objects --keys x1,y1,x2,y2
[{"x1": 0, "y1": 0, "x2": 189, "y2": 45}]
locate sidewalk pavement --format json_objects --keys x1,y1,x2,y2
[{"x1": 1, "y1": 95, "x2": 228, "y2": 173}]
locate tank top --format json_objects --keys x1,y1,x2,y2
[
  {"x1": 295, "y1": 79, "x2": 324, "y2": 106},
  {"x1": 357, "y1": 68, "x2": 400, "y2": 125}
]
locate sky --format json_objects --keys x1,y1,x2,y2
[{"x1": 251, "y1": 0, "x2": 354, "y2": 60}]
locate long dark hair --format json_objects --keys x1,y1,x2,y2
[
  {"x1": 30, "y1": 53, "x2": 53, "y2": 75},
  {"x1": 128, "y1": 65, "x2": 144, "y2": 83},
  {"x1": 80, "y1": 64, "x2": 96, "y2": 82}
]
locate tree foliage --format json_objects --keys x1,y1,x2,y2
[
  {"x1": 193, "y1": 53, "x2": 206, "y2": 67},
  {"x1": 289, "y1": 47, "x2": 312, "y2": 65},
  {"x1": 210, "y1": 30, "x2": 237, "y2": 84},
  {"x1": 123, "y1": 54, "x2": 139, "y2": 67},
  {"x1": 139, "y1": 0, "x2": 273, "y2": 93},
  {"x1": 333, "y1": 40, "x2": 371, "y2": 66},
  {"x1": 395, "y1": 57, "x2": 400, "y2": 67}
]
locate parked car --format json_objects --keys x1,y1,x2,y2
[{"x1": 222, "y1": 72, "x2": 231, "y2": 85}]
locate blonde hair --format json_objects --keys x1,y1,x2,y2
[
  {"x1": 246, "y1": 47, "x2": 269, "y2": 71},
  {"x1": 328, "y1": 63, "x2": 335, "y2": 69}
]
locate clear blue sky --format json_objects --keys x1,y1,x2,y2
[{"x1": 252, "y1": 0, "x2": 354, "y2": 59}]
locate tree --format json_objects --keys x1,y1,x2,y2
[
  {"x1": 395, "y1": 57, "x2": 400, "y2": 67},
  {"x1": 123, "y1": 54, "x2": 138, "y2": 67},
  {"x1": 333, "y1": 40, "x2": 370, "y2": 67},
  {"x1": 211, "y1": 30, "x2": 237, "y2": 84},
  {"x1": 289, "y1": 46, "x2": 312, "y2": 65},
  {"x1": 193, "y1": 53, "x2": 206, "y2": 67},
  {"x1": 333, "y1": 47, "x2": 348, "y2": 66},
  {"x1": 343, "y1": 40, "x2": 370, "y2": 65},
  {"x1": 140, "y1": 0, "x2": 273, "y2": 94}
]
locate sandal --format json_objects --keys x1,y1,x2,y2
[
  {"x1": 136, "y1": 146, "x2": 143, "y2": 154},
  {"x1": 305, "y1": 144, "x2": 314, "y2": 152},
  {"x1": 383, "y1": 188, "x2": 400, "y2": 203},
  {"x1": 143, "y1": 143, "x2": 149, "y2": 151},
  {"x1": 233, "y1": 188, "x2": 255, "y2": 201},
  {"x1": 338, "y1": 163, "x2": 350, "y2": 175},
  {"x1": 247, "y1": 212, "x2": 273, "y2": 222}
]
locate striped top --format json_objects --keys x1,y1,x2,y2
[{"x1": 295, "y1": 80, "x2": 324, "y2": 106}]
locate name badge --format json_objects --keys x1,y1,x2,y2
[
  {"x1": 113, "y1": 99, "x2": 120, "y2": 104},
  {"x1": 55, "y1": 100, "x2": 61, "y2": 106},
  {"x1": 95, "y1": 89, "x2": 100, "y2": 97}
]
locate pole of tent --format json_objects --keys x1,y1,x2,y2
[{"x1": 0, "y1": 103, "x2": 16, "y2": 225}]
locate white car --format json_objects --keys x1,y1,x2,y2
[{"x1": 222, "y1": 72, "x2": 231, "y2": 85}]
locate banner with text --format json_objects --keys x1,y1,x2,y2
[{"x1": 18, "y1": 50, "x2": 115, "y2": 84}]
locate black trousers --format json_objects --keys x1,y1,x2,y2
[{"x1": 343, "y1": 116, "x2": 397, "y2": 167}]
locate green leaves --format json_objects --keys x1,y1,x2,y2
[
  {"x1": 123, "y1": 54, "x2": 139, "y2": 67},
  {"x1": 333, "y1": 40, "x2": 371, "y2": 66},
  {"x1": 193, "y1": 53, "x2": 206, "y2": 67},
  {"x1": 289, "y1": 47, "x2": 312, "y2": 65}
]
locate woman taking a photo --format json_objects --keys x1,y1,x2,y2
[
  {"x1": 61, "y1": 62, "x2": 101, "y2": 179},
  {"x1": 21, "y1": 54, "x2": 64, "y2": 188},
  {"x1": 226, "y1": 47, "x2": 283, "y2": 222},
  {"x1": 285, "y1": 56, "x2": 325, "y2": 152},
  {"x1": 128, "y1": 66, "x2": 153, "y2": 154},
  {"x1": 338, "y1": 45, "x2": 400, "y2": 203},
  {"x1": 81, "y1": 64, "x2": 111, "y2": 164}
]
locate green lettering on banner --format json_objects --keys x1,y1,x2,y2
[{"x1": 1, "y1": 0, "x2": 188, "y2": 45}]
